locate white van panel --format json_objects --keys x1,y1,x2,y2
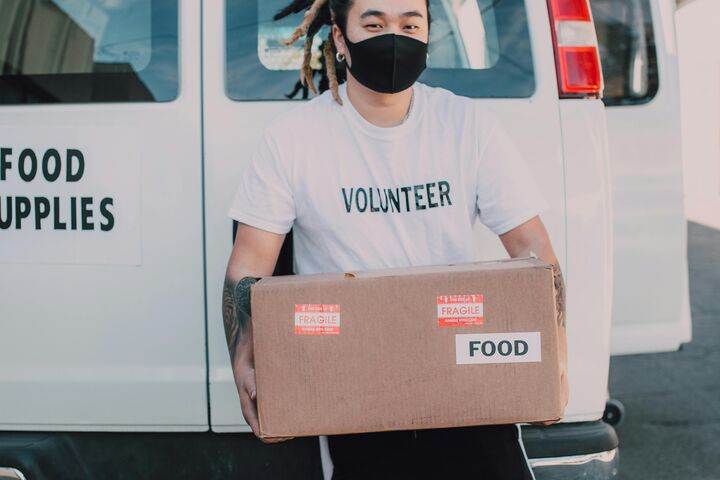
[
  {"x1": 205, "y1": 0, "x2": 610, "y2": 430},
  {"x1": 606, "y1": 0, "x2": 692, "y2": 355},
  {"x1": 677, "y1": 0, "x2": 720, "y2": 231},
  {"x1": 0, "y1": 1, "x2": 207, "y2": 431},
  {"x1": 559, "y1": 100, "x2": 614, "y2": 421},
  {"x1": 203, "y1": 0, "x2": 304, "y2": 430}
]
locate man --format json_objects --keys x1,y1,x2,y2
[{"x1": 223, "y1": 0, "x2": 568, "y2": 478}]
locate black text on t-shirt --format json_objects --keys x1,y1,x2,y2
[{"x1": 341, "y1": 180, "x2": 452, "y2": 214}]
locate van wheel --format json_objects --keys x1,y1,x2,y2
[{"x1": 603, "y1": 398, "x2": 625, "y2": 427}]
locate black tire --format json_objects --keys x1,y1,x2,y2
[{"x1": 603, "y1": 398, "x2": 626, "y2": 427}]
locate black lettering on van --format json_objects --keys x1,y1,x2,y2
[
  {"x1": 15, "y1": 196, "x2": 31, "y2": 229},
  {"x1": 53, "y1": 197, "x2": 67, "y2": 230},
  {"x1": 81, "y1": 197, "x2": 93, "y2": 230},
  {"x1": 0, "y1": 148, "x2": 11, "y2": 181},
  {"x1": 19, "y1": 149, "x2": 37, "y2": 182},
  {"x1": 66, "y1": 149, "x2": 85, "y2": 182},
  {"x1": 34, "y1": 197, "x2": 50, "y2": 229},
  {"x1": 70, "y1": 197, "x2": 78, "y2": 230},
  {"x1": 0, "y1": 147, "x2": 125, "y2": 233},
  {"x1": 469, "y1": 341, "x2": 481, "y2": 357},
  {"x1": 42, "y1": 149, "x2": 62, "y2": 182},
  {"x1": 498, "y1": 340, "x2": 512, "y2": 356},
  {"x1": 100, "y1": 198, "x2": 115, "y2": 231},
  {"x1": 0, "y1": 196, "x2": 12, "y2": 229}
]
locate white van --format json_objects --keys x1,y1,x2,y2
[
  {"x1": 676, "y1": 0, "x2": 720, "y2": 231},
  {"x1": 593, "y1": 0, "x2": 692, "y2": 358},
  {"x1": 2, "y1": 0, "x2": 689, "y2": 478}
]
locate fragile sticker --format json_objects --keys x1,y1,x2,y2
[
  {"x1": 437, "y1": 294, "x2": 484, "y2": 326},
  {"x1": 455, "y1": 332, "x2": 542, "y2": 365},
  {"x1": 294, "y1": 304, "x2": 340, "y2": 335}
]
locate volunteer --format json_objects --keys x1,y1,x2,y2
[{"x1": 222, "y1": 0, "x2": 569, "y2": 478}]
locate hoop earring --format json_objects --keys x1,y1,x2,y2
[{"x1": 335, "y1": 52, "x2": 345, "y2": 63}]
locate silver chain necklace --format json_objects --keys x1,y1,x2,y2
[{"x1": 402, "y1": 89, "x2": 415, "y2": 123}]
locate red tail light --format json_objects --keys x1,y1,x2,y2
[{"x1": 547, "y1": 0, "x2": 604, "y2": 98}]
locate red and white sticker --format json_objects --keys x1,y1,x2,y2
[
  {"x1": 437, "y1": 294, "x2": 484, "y2": 326},
  {"x1": 294, "y1": 304, "x2": 341, "y2": 335}
]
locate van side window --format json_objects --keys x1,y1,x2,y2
[
  {"x1": 590, "y1": 0, "x2": 659, "y2": 106},
  {"x1": 0, "y1": 0, "x2": 178, "y2": 104},
  {"x1": 226, "y1": 0, "x2": 535, "y2": 100}
]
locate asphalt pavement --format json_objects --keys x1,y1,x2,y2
[{"x1": 608, "y1": 221, "x2": 720, "y2": 480}]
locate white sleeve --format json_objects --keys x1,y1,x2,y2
[
  {"x1": 226, "y1": 129, "x2": 295, "y2": 235},
  {"x1": 475, "y1": 117, "x2": 550, "y2": 236}
]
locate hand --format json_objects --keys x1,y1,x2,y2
[
  {"x1": 559, "y1": 361, "x2": 569, "y2": 411},
  {"x1": 528, "y1": 418, "x2": 560, "y2": 426},
  {"x1": 234, "y1": 359, "x2": 295, "y2": 444}
]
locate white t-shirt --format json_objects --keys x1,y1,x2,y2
[
  {"x1": 227, "y1": 81, "x2": 549, "y2": 477},
  {"x1": 227, "y1": 81, "x2": 548, "y2": 275}
]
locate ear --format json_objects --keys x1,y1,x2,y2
[{"x1": 332, "y1": 24, "x2": 347, "y2": 57}]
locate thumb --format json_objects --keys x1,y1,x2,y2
[{"x1": 243, "y1": 369, "x2": 257, "y2": 400}]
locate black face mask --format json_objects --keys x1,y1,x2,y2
[{"x1": 343, "y1": 33, "x2": 428, "y2": 94}]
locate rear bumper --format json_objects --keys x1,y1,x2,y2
[
  {"x1": 530, "y1": 448, "x2": 619, "y2": 479},
  {"x1": 0, "y1": 420, "x2": 619, "y2": 479},
  {"x1": 522, "y1": 420, "x2": 619, "y2": 479}
]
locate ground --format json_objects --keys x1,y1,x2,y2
[{"x1": 609, "y1": 222, "x2": 720, "y2": 479}]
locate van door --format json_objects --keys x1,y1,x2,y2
[
  {"x1": 204, "y1": 0, "x2": 610, "y2": 433},
  {"x1": 676, "y1": 0, "x2": 720, "y2": 231},
  {"x1": 590, "y1": 0, "x2": 692, "y2": 355},
  {"x1": 0, "y1": 0, "x2": 207, "y2": 430}
]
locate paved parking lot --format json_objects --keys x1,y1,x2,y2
[{"x1": 609, "y1": 222, "x2": 720, "y2": 479}]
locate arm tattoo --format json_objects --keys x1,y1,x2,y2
[
  {"x1": 222, "y1": 276, "x2": 258, "y2": 363},
  {"x1": 551, "y1": 263, "x2": 566, "y2": 328}
]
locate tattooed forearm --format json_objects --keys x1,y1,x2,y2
[
  {"x1": 551, "y1": 263, "x2": 566, "y2": 328},
  {"x1": 222, "y1": 276, "x2": 256, "y2": 363},
  {"x1": 222, "y1": 278, "x2": 241, "y2": 363}
]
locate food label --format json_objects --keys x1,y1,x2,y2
[{"x1": 455, "y1": 332, "x2": 542, "y2": 365}]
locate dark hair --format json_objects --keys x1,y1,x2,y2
[{"x1": 273, "y1": 0, "x2": 431, "y2": 104}]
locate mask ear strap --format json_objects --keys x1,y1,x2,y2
[
  {"x1": 335, "y1": 25, "x2": 353, "y2": 70},
  {"x1": 336, "y1": 23, "x2": 352, "y2": 48}
]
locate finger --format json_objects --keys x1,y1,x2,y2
[
  {"x1": 239, "y1": 388, "x2": 261, "y2": 437},
  {"x1": 242, "y1": 368, "x2": 257, "y2": 401},
  {"x1": 237, "y1": 367, "x2": 259, "y2": 429},
  {"x1": 529, "y1": 420, "x2": 554, "y2": 426},
  {"x1": 260, "y1": 436, "x2": 295, "y2": 444}
]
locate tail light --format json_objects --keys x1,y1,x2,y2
[{"x1": 547, "y1": 0, "x2": 604, "y2": 98}]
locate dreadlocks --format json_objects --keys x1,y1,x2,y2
[
  {"x1": 273, "y1": 0, "x2": 431, "y2": 105},
  {"x1": 273, "y1": 0, "x2": 341, "y2": 104}
]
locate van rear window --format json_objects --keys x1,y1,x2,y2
[
  {"x1": 0, "y1": 0, "x2": 178, "y2": 104},
  {"x1": 226, "y1": 0, "x2": 535, "y2": 100},
  {"x1": 591, "y1": 0, "x2": 659, "y2": 106}
]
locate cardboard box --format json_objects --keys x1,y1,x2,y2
[{"x1": 251, "y1": 256, "x2": 565, "y2": 438}]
